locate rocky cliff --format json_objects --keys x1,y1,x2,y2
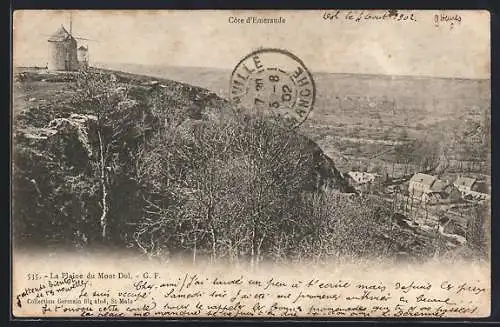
[{"x1": 14, "y1": 68, "x2": 353, "y2": 195}]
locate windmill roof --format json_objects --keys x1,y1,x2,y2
[{"x1": 47, "y1": 25, "x2": 75, "y2": 42}]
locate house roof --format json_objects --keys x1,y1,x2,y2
[
  {"x1": 409, "y1": 173, "x2": 436, "y2": 187},
  {"x1": 347, "y1": 171, "x2": 376, "y2": 184},
  {"x1": 454, "y1": 176, "x2": 476, "y2": 189},
  {"x1": 430, "y1": 179, "x2": 449, "y2": 192},
  {"x1": 426, "y1": 192, "x2": 442, "y2": 200},
  {"x1": 78, "y1": 45, "x2": 88, "y2": 51},
  {"x1": 47, "y1": 25, "x2": 75, "y2": 42},
  {"x1": 471, "y1": 180, "x2": 490, "y2": 193}
]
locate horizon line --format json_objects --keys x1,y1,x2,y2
[
  {"x1": 13, "y1": 62, "x2": 490, "y2": 82},
  {"x1": 94, "y1": 61, "x2": 491, "y2": 81}
]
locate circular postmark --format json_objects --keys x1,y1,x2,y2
[{"x1": 229, "y1": 48, "x2": 316, "y2": 127}]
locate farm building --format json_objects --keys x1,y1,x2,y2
[
  {"x1": 347, "y1": 171, "x2": 379, "y2": 185},
  {"x1": 346, "y1": 171, "x2": 382, "y2": 194},
  {"x1": 408, "y1": 173, "x2": 436, "y2": 194},
  {"x1": 408, "y1": 173, "x2": 461, "y2": 204},
  {"x1": 430, "y1": 179, "x2": 461, "y2": 202},
  {"x1": 47, "y1": 25, "x2": 79, "y2": 71},
  {"x1": 453, "y1": 176, "x2": 490, "y2": 202},
  {"x1": 453, "y1": 176, "x2": 477, "y2": 193}
]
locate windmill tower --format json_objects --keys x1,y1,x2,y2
[
  {"x1": 46, "y1": 13, "x2": 95, "y2": 71},
  {"x1": 47, "y1": 24, "x2": 78, "y2": 71}
]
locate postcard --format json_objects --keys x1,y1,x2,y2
[{"x1": 12, "y1": 9, "x2": 491, "y2": 318}]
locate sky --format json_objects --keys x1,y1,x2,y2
[{"x1": 13, "y1": 10, "x2": 490, "y2": 79}]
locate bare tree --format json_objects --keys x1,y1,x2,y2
[{"x1": 74, "y1": 72, "x2": 141, "y2": 240}]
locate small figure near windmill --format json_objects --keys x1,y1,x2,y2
[{"x1": 46, "y1": 14, "x2": 95, "y2": 71}]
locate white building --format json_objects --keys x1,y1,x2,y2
[
  {"x1": 408, "y1": 173, "x2": 436, "y2": 194},
  {"x1": 408, "y1": 173, "x2": 460, "y2": 204},
  {"x1": 347, "y1": 171, "x2": 378, "y2": 185},
  {"x1": 453, "y1": 176, "x2": 477, "y2": 193},
  {"x1": 453, "y1": 176, "x2": 490, "y2": 202}
]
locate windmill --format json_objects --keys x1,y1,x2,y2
[{"x1": 45, "y1": 13, "x2": 97, "y2": 71}]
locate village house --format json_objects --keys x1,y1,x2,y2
[
  {"x1": 453, "y1": 176, "x2": 490, "y2": 202},
  {"x1": 408, "y1": 173, "x2": 460, "y2": 204},
  {"x1": 430, "y1": 178, "x2": 462, "y2": 203},
  {"x1": 453, "y1": 176, "x2": 476, "y2": 193},
  {"x1": 408, "y1": 173, "x2": 436, "y2": 194},
  {"x1": 346, "y1": 171, "x2": 381, "y2": 194}
]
